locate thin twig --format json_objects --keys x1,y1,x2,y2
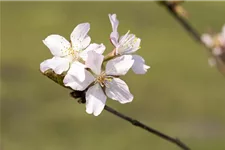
[
  {"x1": 104, "y1": 105, "x2": 190, "y2": 150},
  {"x1": 70, "y1": 91, "x2": 190, "y2": 150},
  {"x1": 159, "y1": 1, "x2": 225, "y2": 76},
  {"x1": 159, "y1": 2, "x2": 207, "y2": 48}
]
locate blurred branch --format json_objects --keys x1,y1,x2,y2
[
  {"x1": 159, "y1": 1, "x2": 225, "y2": 76},
  {"x1": 70, "y1": 91, "x2": 191, "y2": 150},
  {"x1": 159, "y1": 1, "x2": 205, "y2": 47}
]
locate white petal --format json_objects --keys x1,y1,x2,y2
[
  {"x1": 70, "y1": 23, "x2": 91, "y2": 51},
  {"x1": 212, "y1": 47, "x2": 223, "y2": 56},
  {"x1": 201, "y1": 34, "x2": 213, "y2": 47},
  {"x1": 40, "y1": 57, "x2": 70, "y2": 74},
  {"x1": 208, "y1": 57, "x2": 216, "y2": 67},
  {"x1": 69, "y1": 62, "x2": 87, "y2": 81},
  {"x1": 79, "y1": 43, "x2": 106, "y2": 61},
  {"x1": 86, "y1": 83, "x2": 106, "y2": 116},
  {"x1": 105, "y1": 55, "x2": 134, "y2": 76},
  {"x1": 43, "y1": 35, "x2": 71, "y2": 57},
  {"x1": 85, "y1": 51, "x2": 104, "y2": 75},
  {"x1": 218, "y1": 27, "x2": 225, "y2": 46},
  {"x1": 117, "y1": 32, "x2": 141, "y2": 55},
  {"x1": 110, "y1": 32, "x2": 119, "y2": 47},
  {"x1": 63, "y1": 62, "x2": 95, "y2": 91},
  {"x1": 109, "y1": 14, "x2": 119, "y2": 46},
  {"x1": 222, "y1": 25, "x2": 225, "y2": 37},
  {"x1": 109, "y1": 14, "x2": 119, "y2": 33},
  {"x1": 118, "y1": 31, "x2": 132, "y2": 44},
  {"x1": 218, "y1": 35, "x2": 225, "y2": 46},
  {"x1": 131, "y1": 55, "x2": 150, "y2": 74},
  {"x1": 105, "y1": 78, "x2": 133, "y2": 104}
]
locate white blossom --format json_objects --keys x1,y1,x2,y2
[
  {"x1": 201, "y1": 25, "x2": 225, "y2": 50},
  {"x1": 201, "y1": 33, "x2": 213, "y2": 48},
  {"x1": 64, "y1": 51, "x2": 134, "y2": 116},
  {"x1": 108, "y1": 14, "x2": 150, "y2": 74},
  {"x1": 201, "y1": 25, "x2": 225, "y2": 66},
  {"x1": 40, "y1": 23, "x2": 105, "y2": 74}
]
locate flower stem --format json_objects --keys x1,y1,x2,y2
[
  {"x1": 104, "y1": 105, "x2": 191, "y2": 150},
  {"x1": 70, "y1": 91, "x2": 190, "y2": 150},
  {"x1": 103, "y1": 48, "x2": 116, "y2": 62}
]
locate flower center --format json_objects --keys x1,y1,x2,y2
[
  {"x1": 66, "y1": 47, "x2": 79, "y2": 62},
  {"x1": 95, "y1": 72, "x2": 112, "y2": 87}
]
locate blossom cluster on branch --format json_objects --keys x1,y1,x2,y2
[
  {"x1": 201, "y1": 25, "x2": 225, "y2": 66},
  {"x1": 40, "y1": 14, "x2": 150, "y2": 116}
]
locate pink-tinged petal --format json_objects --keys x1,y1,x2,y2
[
  {"x1": 86, "y1": 83, "x2": 106, "y2": 116},
  {"x1": 85, "y1": 51, "x2": 104, "y2": 75},
  {"x1": 63, "y1": 62, "x2": 94, "y2": 91},
  {"x1": 212, "y1": 47, "x2": 223, "y2": 56},
  {"x1": 131, "y1": 55, "x2": 150, "y2": 74},
  {"x1": 201, "y1": 34, "x2": 213, "y2": 47},
  {"x1": 105, "y1": 78, "x2": 133, "y2": 104},
  {"x1": 105, "y1": 55, "x2": 134, "y2": 76},
  {"x1": 43, "y1": 35, "x2": 71, "y2": 57},
  {"x1": 79, "y1": 43, "x2": 105, "y2": 61},
  {"x1": 40, "y1": 57, "x2": 70, "y2": 74},
  {"x1": 108, "y1": 14, "x2": 119, "y2": 46},
  {"x1": 70, "y1": 23, "x2": 91, "y2": 50}
]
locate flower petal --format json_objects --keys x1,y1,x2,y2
[
  {"x1": 118, "y1": 31, "x2": 132, "y2": 45},
  {"x1": 218, "y1": 35, "x2": 225, "y2": 46},
  {"x1": 110, "y1": 32, "x2": 119, "y2": 47},
  {"x1": 109, "y1": 14, "x2": 119, "y2": 46},
  {"x1": 131, "y1": 55, "x2": 150, "y2": 74},
  {"x1": 222, "y1": 24, "x2": 225, "y2": 37},
  {"x1": 63, "y1": 62, "x2": 94, "y2": 91},
  {"x1": 40, "y1": 57, "x2": 70, "y2": 74},
  {"x1": 70, "y1": 23, "x2": 91, "y2": 51},
  {"x1": 85, "y1": 51, "x2": 104, "y2": 75},
  {"x1": 201, "y1": 34, "x2": 213, "y2": 47},
  {"x1": 105, "y1": 78, "x2": 133, "y2": 104},
  {"x1": 79, "y1": 43, "x2": 105, "y2": 61},
  {"x1": 109, "y1": 14, "x2": 119, "y2": 33},
  {"x1": 219, "y1": 26, "x2": 225, "y2": 46},
  {"x1": 117, "y1": 32, "x2": 141, "y2": 55},
  {"x1": 208, "y1": 57, "x2": 216, "y2": 67},
  {"x1": 43, "y1": 35, "x2": 71, "y2": 57},
  {"x1": 105, "y1": 55, "x2": 134, "y2": 76},
  {"x1": 86, "y1": 83, "x2": 107, "y2": 116},
  {"x1": 212, "y1": 47, "x2": 223, "y2": 56}
]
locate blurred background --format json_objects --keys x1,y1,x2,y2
[{"x1": 1, "y1": 2, "x2": 225, "y2": 150}]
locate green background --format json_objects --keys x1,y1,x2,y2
[{"x1": 1, "y1": 2, "x2": 225, "y2": 150}]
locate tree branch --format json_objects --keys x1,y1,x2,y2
[
  {"x1": 159, "y1": 1, "x2": 225, "y2": 76},
  {"x1": 70, "y1": 91, "x2": 191, "y2": 150},
  {"x1": 159, "y1": 2, "x2": 207, "y2": 48}
]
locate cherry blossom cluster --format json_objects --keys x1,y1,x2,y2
[
  {"x1": 40, "y1": 14, "x2": 150, "y2": 116},
  {"x1": 201, "y1": 25, "x2": 225, "y2": 66}
]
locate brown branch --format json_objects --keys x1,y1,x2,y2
[
  {"x1": 70, "y1": 91, "x2": 191, "y2": 150},
  {"x1": 159, "y1": 2, "x2": 208, "y2": 49},
  {"x1": 159, "y1": 1, "x2": 225, "y2": 76}
]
